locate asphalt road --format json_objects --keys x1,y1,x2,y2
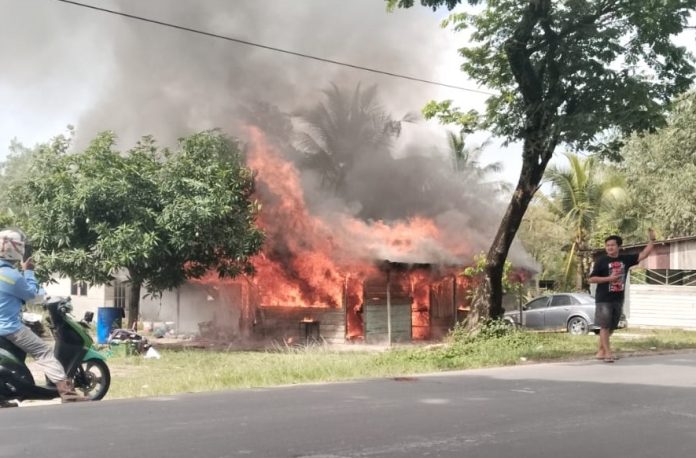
[{"x1": 2, "y1": 352, "x2": 696, "y2": 458}]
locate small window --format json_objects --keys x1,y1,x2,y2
[
  {"x1": 550, "y1": 295, "x2": 573, "y2": 307},
  {"x1": 70, "y1": 280, "x2": 88, "y2": 296},
  {"x1": 525, "y1": 297, "x2": 549, "y2": 310},
  {"x1": 113, "y1": 280, "x2": 127, "y2": 309}
]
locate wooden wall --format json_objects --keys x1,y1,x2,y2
[
  {"x1": 363, "y1": 273, "x2": 412, "y2": 344},
  {"x1": 364, "y1": 303, "x2": 412, "y2": 343},
  {"x1": 254, "y1": 306, "x2": 346, "y2": 344}
]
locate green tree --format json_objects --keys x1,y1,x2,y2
[
  {"x1": 446, "y1": 130, "x2": 510, "y2": 194},
  {"x1": 388, "y1": 0, "x2": 696, "y2": 324},
  {"x1": 11, "y1": 130, "x2": 264, "y2": 328},
  {"x1": 618, "y1": 91, "x2": 696, "y2": 238},
  {"x1": 543, "y1": 152, "x2": 626, "y2": 290},
  {"x1": 295, "y1": 83, "x2": 415, "y2": 191},
  {"x1": 1, "y1": 135, "x2": 50, "y2": 223},
  {"x1": 447, "y1": 131, "x2": 497, "y2": 176},
  {"x1": 517, "y1": 201, "x2": 568, "y2": 289}
]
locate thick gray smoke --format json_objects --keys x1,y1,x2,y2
[
  {"x1": 1, "y1": 0, "x2": 450, "y2": 145},
  {"x1": 1, "y1": 0, "x2": 535, "y2": 269}
]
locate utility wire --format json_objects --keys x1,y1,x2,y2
[{"x1": 54, "y1": 0, "x2": 494, "y2": 96}]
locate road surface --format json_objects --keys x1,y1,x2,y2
[{"x1": 2, "y1": 352, "x2": 696, "y2": 457}]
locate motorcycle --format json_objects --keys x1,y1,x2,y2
[{"x1": 0, "y1": 296, "x2": 110, "y2": 404}]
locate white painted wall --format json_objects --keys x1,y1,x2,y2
[
  {"x1": 627, "y1": 284, "x2": 696, "y2": 329},
  {"x1": 40, "y1": 274, "x2": 250, "y2": 337},
  {"x1": 139, "y1": 281, "x2": 245, "y2": 335},
  {"x1": 43, "y1": 276, "x2": 107, "y2": 321}
]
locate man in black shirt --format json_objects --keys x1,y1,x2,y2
[{"x1": 589, "y1": 230, "x2": 656, "y2": 362}]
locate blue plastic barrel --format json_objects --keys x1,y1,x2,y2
[{"x1": 97, "y1": 307, "x2": 123, "y2": 344}]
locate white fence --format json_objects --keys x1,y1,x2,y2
[{"x1": 627, "y1": 284, "x2": 696, "y2": 329}]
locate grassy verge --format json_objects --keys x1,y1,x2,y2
[{"x1": 104, "y1": 327, "x2": 696, "y2": 399}]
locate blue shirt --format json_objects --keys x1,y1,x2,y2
[{"x1": 0, "y1": 260, "x2": 39, "y2": 336}]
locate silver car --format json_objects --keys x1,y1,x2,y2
[{"x1": 503, "y1": 293, "x2": 627, "y2": 335}]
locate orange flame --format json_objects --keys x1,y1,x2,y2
[
  {"x1": 246, "y1": 127, "x2": 346, "y2": 307},
  {"x1": 182, "y1": 127, "x2": 534, "y2": 343},
  {"x1": 242, "y1": 128, "x2": 482, "y2": 340},
  {"x1": 244, "y1": 127, "x2": 473, "y2": 320}
]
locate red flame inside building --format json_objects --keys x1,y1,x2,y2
[{"x1": 243, "y1": 127, "x2": 491, "y2": 341}]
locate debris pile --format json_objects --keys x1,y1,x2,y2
[{"x1": 107, "y1": 329, "x2": 151, "y2": 355}]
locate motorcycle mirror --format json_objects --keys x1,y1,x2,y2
[{"x1": 83, "y1": 311, "x2": 94, "y2": 323}]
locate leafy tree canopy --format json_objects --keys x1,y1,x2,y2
[
  {"x1": 395, "y1": 0, "x2": 695, "y2": 152},
  {"x1": 10, "y1": 130, "x2": 264, "y2": 322},
  {"x1": 618, "y1": 91, "x2": 696, "y2": 238},
  {"x1": 542, "y1": 152, "x2": 627, "y2": 289},
  {"x1": 387, "y1": 0, "x2": 468, "y2": 11},
  {"x1": 517, "y1": 202, "x2": 569, "y2": 285},
  {"x1": 295, "y1": 83, "x2": 415, "y2": 192},
  {"x1": 388, "y1": 0, "x2": 696, "y2": 320}
]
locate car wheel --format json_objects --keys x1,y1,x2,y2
[{"x1": 567, "y1": 316, "x2": 589, "y2": 335}]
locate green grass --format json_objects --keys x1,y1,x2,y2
[{"x1": 104, "y1": 327, "x2": 696, "y2": 399}]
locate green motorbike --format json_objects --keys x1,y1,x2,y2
[{"x1": 0, "y1": 296, "x2": 110, "y2": 403}]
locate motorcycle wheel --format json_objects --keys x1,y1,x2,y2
[{"x1": 73, "y1": 359, "x2": 111, "y2": 401}]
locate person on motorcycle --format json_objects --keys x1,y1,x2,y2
[{"x1": 0, "y1": 229, "x2": 86, "y2": 405}]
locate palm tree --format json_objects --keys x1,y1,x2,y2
[
  {"x1": 543, "y1": 152, "x2": 627, "y2": 290},
  {"x1": 294, "y1": 83, "x2": 415, "y2": 192},
  {"x1": 446, "y1": 131, "x2": 510, "y2": 193}
]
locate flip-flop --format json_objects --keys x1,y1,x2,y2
[{"x1": 603, "y1": 357, "x2": 617, "y2": 363}]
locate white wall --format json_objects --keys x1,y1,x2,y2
[
  {"x1": 139, "y1": 281, "x2": 245, "y2": 335},
  {"x1": 43, "y1": 275, "x2": 248, "y2": 336},
  {"x1": 43, "y1": 276, "x2": 107, "y2": 320},
  {"x1": 627, "y1": 284, "x2": 696, "y2": 329}
]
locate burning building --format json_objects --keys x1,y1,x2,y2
[
  {"x1": 73, "y1": 118, "x2": 534, "y2": 345},
  {"x1": 213, "y1": 127, "x2": 533, "y2": 345},
  {"x1": 17, "y1": 1, "x2": 538, "y2": 343}
]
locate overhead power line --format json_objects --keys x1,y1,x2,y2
[{"x1": 54, "y1": 0, "x2": 494, "y2": 96}]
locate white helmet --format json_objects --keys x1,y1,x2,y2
[{"x1": 0, "y1": 229, "x2": 27, "y2": 262}]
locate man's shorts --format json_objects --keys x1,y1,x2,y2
[{"x1": 595, "y1": 302, "x2": 623, "y2": 330}]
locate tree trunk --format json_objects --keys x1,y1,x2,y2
[
  {"x1": 469, "y1": 135, "x2": 554, "y2": 326},
  {"x1": 466, "y1": 0, "x2": 560, "y2": 327},
  {"x1": 127, "y1": 281, "x2": 141, "y2": 331},
  {"x1": 575, "y1": 235, "x2": 584, "y2": 291},
  {"x1": 574, "y1": 231, "x2": 591, "y2": 291},
  {"x1": 578, "y1": 250, "x2": 589, "y2": 292},
  {"x1": 575, "y1": 245, "x2": 585, "y2": 291}
]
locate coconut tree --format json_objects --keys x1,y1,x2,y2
[
  {"x1": 447, "y1": 131, "x2": 493, "y2": 174},
  {"x1": 294, "y1": 83, "x2": 415, "y2": 192},
  {"x1": 446, "y1": 130, "x2": 511, "y2": 193},
  {"x1": 543, "y1": 152, "x2": 627, "y2": 290}
]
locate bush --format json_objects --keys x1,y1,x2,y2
[{"x1": 448, "y1": 318, "x2": 516, "y2": 345}]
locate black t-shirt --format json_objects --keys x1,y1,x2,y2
[{"x1": 590, "y1": 253, "x2": 640, "y2": 303}]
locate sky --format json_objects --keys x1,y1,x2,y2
[
  {"x1": 0, "y1": 0, "x2": 516, "y2": 180},
  {"x1": 1, "y1": 0, "x2": 695, "y2": 187}
]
